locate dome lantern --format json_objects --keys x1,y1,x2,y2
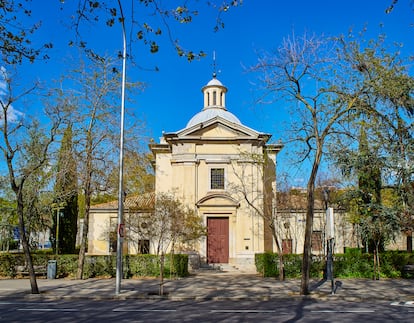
[
  {"x1": 201, "y1": 75, "x2": 227, "y2": 110},
  {"x1": 186, "y1": 76, "x2": 240, "y2": 128}
]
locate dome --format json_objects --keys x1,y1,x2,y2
[
  {"x1": 186, "y1": 108, "x2": 241, "y2": 128},
  {"x1": 206, "y1": 77, "x2": 224, "y2": 87}
]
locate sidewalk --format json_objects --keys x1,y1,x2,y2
[{"x1": 0, "y1": 271, "x2": 413, "y2": 302}]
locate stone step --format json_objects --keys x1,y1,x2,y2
[{"x1": 198, "y1": 263, "x2": 256, "y2": 274}]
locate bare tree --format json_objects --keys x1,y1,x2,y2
[
  {"x1": 229, "y1": 151, "x2": 286, "y2": 280},
  {"x1": 130, "y1": 192, "x2": 205, "y2": 295},
  {"x1": 251, "y1": 34, "x2": 362, "y2": 294},
  {"x1": 56, "y1": 55, "x2": 142, "y2": 279},
  {"x1": 0, "y1": 68, "x2": 61, "y2": 293}
]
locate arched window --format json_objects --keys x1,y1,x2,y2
[{"x1": 213, "y1": 91, "x2": 217, "y2": 105}]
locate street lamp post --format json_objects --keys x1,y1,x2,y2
[
  {"x1": 115, "y1": 0, "x2": 127, "y2": 295},
  {"x1": 56, "y1": 208, "x2": 60, "y2": 255},
  {"x1": 51, "y1": 202, "x2": 66, "y2": 255}
]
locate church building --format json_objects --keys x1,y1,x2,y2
[
  {"x1": 149, "y1": 74, "x2": 283, "y2": 268},
  {"x1": 87, "y1": 74, "x2": 410, "y2": 264}
]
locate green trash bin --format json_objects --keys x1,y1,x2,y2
[{"x1": 47, "y1": 260, "x2": 57, "y2": 279}]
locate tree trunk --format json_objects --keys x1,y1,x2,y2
[
  {"x1": 374, "y1": 243, "x2": 380, "y2": 280},
  {"x1": 77, "y1": 137, "x2": 93, "y2": 280},
  {"x1": 278, "y1": 253, "x2": 285, "y2": 281},
  {"x1": 272, "y1": 230, "x2": 285, "y2": 280},
  {"x1": 17, "y1": 190, "x2": 39, "y2": 294},
  {"x1": 300, "y1": 146, "x2": 322, "y2": 295},
  {"x1": 300, "y1": 186, "x2": 314, "y2": 295},
  {"x1": 159, "y1": 253, "x2": 165, "y2": 296},
  {"x1": 77, "y1": 198, "x2": 90, "y2": 279}
]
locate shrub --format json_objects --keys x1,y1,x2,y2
[
  {"x1": 127, "y1": 254, "x2": 159, "y2": 277},
  {"x1": 381, "y1": 250, "x2": 414, "y2": 278},
  {"x1": 334, "y1": 253, "x2": 373, "y2": 278},
  {"x1": 55, "y1": 254, "x2": 78, "y2": 278},
  {"x1": 0, "y1": 253, "x2": 189, "y2": 278},
  {"x1": 254, "y1": 251, "x2": 414, "y2": 279},
  {"x1": 0, "y1": 253, "x2": 20, "y2": 277},
  {"x1": 166, "y1": 254, "x2": 189, "y2": 277},
  {"x1": 84, "y1": 255, "x2": 117, "y2": 278},
  {"x1": 255, "y1": 252, "x2": 279, "y2": 277}
]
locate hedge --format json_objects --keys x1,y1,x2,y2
[
  {"x1": 255, "y1": 253, "x2": 324, "y2": 278},
  {"x1": 255, "y1": 250, "x2": 414, "y2": 279},
  {"x1": 0, "y1": 253, "x2": 189, "y2": 278}
]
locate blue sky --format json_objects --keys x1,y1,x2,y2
[{"x1": 7, "y1": 0, "x2": 414, "y2": 185}]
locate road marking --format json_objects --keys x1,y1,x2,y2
[
  {"x1": 0, "y1": 302, "x2": 59, "y2": 306},
  {"x1": 391, "y1": 301, "x2": 414, "y2": 307},
  {"x1": 311, "y1": 310, "x2": 375, "y2": 313},
  {"x1": 18, "y1": 308, "x2": 78, "y2": 312},
  {"x1": 113, "y1": 309, "x2": 176, "y2": 312},
  {"x1": 210, "y1": 310, "x2": 276, "y2": 313}
]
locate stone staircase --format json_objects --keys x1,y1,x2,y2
[{"x1": 197, "y1": 263, "x2": 257, "y2": 274}]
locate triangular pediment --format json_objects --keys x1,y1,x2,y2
[
  {"x1": 191, "y1": 123, "x2": 248, "y2": 138},
  {"x1": 176, "y1": 116, "x2": 263, "y2": 140}
]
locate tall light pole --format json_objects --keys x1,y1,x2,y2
[
  {"x1": 56, "y1": 208, "x2": 60, "y2": 255},
  {"x1": 51, "y1": 202, "x2": 66, "y2": 255},
  {"x1": 115, "y1": 0, "x2": 127, "y2": 295}
]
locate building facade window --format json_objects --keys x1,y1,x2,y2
[
  {"x1": 213, "y1": 91, "x2": 217, "y2": 105},
  {"x1": 138, "y1": 239, "x2": 150, "y2": 254},
  {"x1": 311, "y1": 231, "x2": 323, "y2": 252},
  {"x1": 282, "y1": 239, "x2": 293, "y2": 254},
  {"x1": 109, "y1": 217, "x2": 117, "y2": 253},
  {"x1": 210, "y1": 168, "x2": 225, "y2": 190}
]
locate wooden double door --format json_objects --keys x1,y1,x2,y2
[{"x1": 207, "y1": 217, "x2": 229, "y2": 263}]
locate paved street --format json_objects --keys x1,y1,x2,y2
[
  {"x1": 1, "y1": 298, "x2": 414, "y2": 322},
  {"x1": 0, "y1": 271, "x2": 413, "y2": 321}
]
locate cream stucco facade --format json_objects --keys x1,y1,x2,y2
[{"x1": 149, "y1": 75, "x2": 282, "y2": 268}]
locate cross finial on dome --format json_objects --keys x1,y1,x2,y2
[{"x1": 212, "y1": 51, "x2": 217, "y2": 78}]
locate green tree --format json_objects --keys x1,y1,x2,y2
[
  {"x1": 253, "y1": 31, "x2": 414, "y2": 294},
  {"x1": 52, "y1": 123, "x2": 78, "y2": 254},
  {"x1": 0, "y1": 68, "x2": 61, "y2": 294},
  {"x1": 103, "y1": 150, "x2": 154, "y2": 200},
  {"x1": 336, "y1": 126, "x2": 399, "y2": 278},
  {"x1": 21, "y1": 162, "x2": 53, "y2": 250},
  {"x1": 333, "y1": 34, "x2": 414, "y2": 253},
  {"x1": 0, "y1": 197, "x2": 17, "y2": 251}
]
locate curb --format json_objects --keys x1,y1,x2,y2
[{"x1": 4, "y1": 291, "x2": 410, "y2": 302}]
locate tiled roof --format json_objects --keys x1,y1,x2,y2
[
  {"x1": 277, "y1": 193, "x2": 325, "y2": 211},
  {"x1": 91, "y1": 192, "x2": 155, "y2": 211}
]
